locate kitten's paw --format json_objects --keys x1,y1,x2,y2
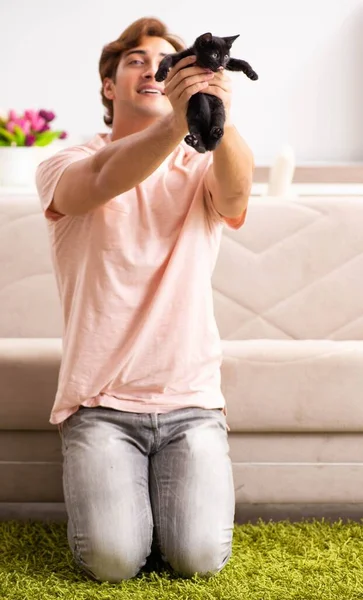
[
  {"x1": 210, "y1": 126, "x2": 224, "y2": 140},
  {"x1": 155, "y1": 69, "x2": 168, "y2": 82},
  {"x1": 248, "y1": 70, "x2": 258, "y2": 81},
  {"x1": 184, "y1": 133, "x2": 199, "y2": 147},
  {"x1": 184, "y1": 134, "x2": 206, "y2": 153},
  {"x1": 185, "y1": 133, "x2": 201, "y2": 147}
]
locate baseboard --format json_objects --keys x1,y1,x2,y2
[
  {"x1": 1, "y1": 502, "x2": 363, "y2": 523},
  {"x1": 235, "y1": 503, "x2": 363, "y2": 523},
  {"x1": 0, "y1": 503, "x2": 66, "y2": 521}
]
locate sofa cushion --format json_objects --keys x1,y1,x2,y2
[
  {"x1": 0, "y1": 195, "x2": 62, "y2": 338},
  {"x1": 213, "y1": 197, "x2": 363, "y2": 340},
  {"x1": 0, "y1": 338, "x2": 61, "y2": 429},
  {"x1": 221, "y1": 339, "x2": 363, "y2": 432},
  {"x1": 2, "y1": 337, "x2": 363, "y2": 433}
]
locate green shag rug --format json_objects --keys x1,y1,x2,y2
[{"x1": 1, "y1": 519, "x2": 363, "y2": 600}]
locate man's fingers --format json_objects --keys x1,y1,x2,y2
[
  {"x1": 178, "y1": 80, "x2": 210, "y2": 103},
  {"x1": 208, "y1": 71, "x2": 231, "y2": 87},
  {"x1": 166, "y1": 76, "x2": 212, "y2": 103},
  {"x1": 165, "y1": 69, "x2": 214, "y2": 96},
  {"x1": 203, "y1": 80, "x2": 231, "y2": 94},
  {"x1": 165, "y1": 55, "x2": 197, "y2": 84},
  {"x1": 202, "y1": 72, "x2": 232, "y2": 95}
]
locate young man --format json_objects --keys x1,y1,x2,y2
[{"x1": 36, "y1": 17, "x2": 254, "y2": 583}]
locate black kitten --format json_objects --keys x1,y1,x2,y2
[{"x1": 155, "y1": 32, "x2": 258, "y2": 153}]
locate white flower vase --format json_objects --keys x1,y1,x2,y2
[
  {"x1": 266, "y1": 144, "x2": 296, "y2": 196},
  {"x1": 0, "y1": 144, "x2": 61, "y2": 188}
]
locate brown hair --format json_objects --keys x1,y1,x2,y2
[{"x1": 99, "y1": 17, "x2": 185, "y2": 126}]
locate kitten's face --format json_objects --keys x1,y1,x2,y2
[{"x1": 194, "y1": 33, "x2": 239, "y2": 71}]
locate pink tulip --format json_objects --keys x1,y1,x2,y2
[
  {"x1": 25, "y1": 134, "x2": 36, "y2": 146},
  {"x1": 24, "y1": 110, "x2": 37, "y2": 122},
  {"x1": 6, "y1": 120, "x2": 16, "y2": 133},
  {"x1": 7, "y1": 118, "x2": 31, "y2": 135},
  {"x1": 17, "y1": 118, "x2": 31, "y2": 135},
  {"x1": 21, "y1": 120, "x2": 31, "y2": 135},
  {"x1": 23, "y1": 110, "x2": 45, "y2": 132},
  {"x1": 5, "y1": 108, "x2": 65, "y2": 144},
  {"x1": 35, "y1": 117, "x2": 47, "y2": 132},
  {"x1": 39, "y1": 109, "x2": 56, "y2": 122},
  {"x1": 24, "y1": 113, "x2": 46, "y2": 132}
]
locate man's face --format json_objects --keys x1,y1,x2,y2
[{"x1": 104, "y1": 36, "x2": 177, "y2": 122}]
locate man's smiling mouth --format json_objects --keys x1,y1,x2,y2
[{"x1": 138, "y1": 85, "x2": 165, "y2": 95}]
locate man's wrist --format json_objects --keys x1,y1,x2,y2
[
  {"x1": 164, "y1": 112, "x2": 188, "y2": 141},
  {"x1": 224, "y1": 117, "x2": 234, "y2": 130}
]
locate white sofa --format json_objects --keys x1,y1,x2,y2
[{"x1": 1, "y1": 191, "x2": 363, "y2": 522}]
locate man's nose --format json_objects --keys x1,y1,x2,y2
[{"x1": 142, "y1": 63, "x2": 159, "y2": 79}]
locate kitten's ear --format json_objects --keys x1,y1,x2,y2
[
  {"x1": 199, "y1": 32, "x2": 213, "y2": 45},
  {"x1": 223, "y1": 34, "x2": 240, "y2": 47}
]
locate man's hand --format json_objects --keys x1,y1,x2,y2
[{"x1": 163, "y1": 55, "x2": 216, "y2": 134}]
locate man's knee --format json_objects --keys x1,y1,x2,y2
[
  {"x1": 81, "y1": 552, "x2": 145, "y2": 582},
  {"x1": 168, "y1": 540, "x2": 232, "y2": 579},
  {"x1": 71, "y1": 539, "x2": 151, "y2": 582}
]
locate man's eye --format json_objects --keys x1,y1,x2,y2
[{"x1": 129, "y1": 60, "x2": 144, "y2": 65}]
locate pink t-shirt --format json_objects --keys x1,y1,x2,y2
[{"x1": 36, "y1": 133, "x2": 246, "y2": 425}]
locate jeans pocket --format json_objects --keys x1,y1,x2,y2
[
  {"x1": 213, "y1": 408, "x2": 230, "y2": 433},
  {"x1": 57, "y1": 422, "x2": 63, "y2": 439},
  {"x1": 58, "y1": 416, "x2": 72, "y2": 452}
]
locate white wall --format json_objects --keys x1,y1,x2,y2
[{"x1": 1, "y1": 0, "x2": 362, "y2": 163}]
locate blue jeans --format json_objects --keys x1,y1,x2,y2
[{"x1": 59, "y1": 405, "x2": 235, "y2": 582}]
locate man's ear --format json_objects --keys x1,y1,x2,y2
[{"x1": 103, "y1": 78, "x2": 115, "y2": 100}]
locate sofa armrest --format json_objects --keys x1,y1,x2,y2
[
  {"x1": 0, "y1": 338, "x2": 62, "y2": 430},
  {"x1": 221, "y1": 339, "x2": 363, "y2": 433}
]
